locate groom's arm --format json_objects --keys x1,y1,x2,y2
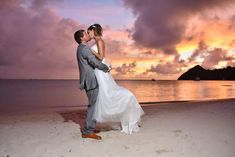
[{"x1": 82, "y1": 46, "x2": 109, "y2": 72}]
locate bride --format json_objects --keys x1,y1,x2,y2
[{"x1": 87, "y1": 24, "x2": 144, "y2": 134}]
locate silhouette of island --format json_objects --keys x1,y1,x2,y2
[{"x1": 178, "y1": 65, "x2": 235, "y2": 80}]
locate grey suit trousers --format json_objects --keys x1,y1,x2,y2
[{"x1": 82, "y1": 86, "x2": 99, "y2": 134}]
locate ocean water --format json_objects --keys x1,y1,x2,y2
[{"x1": 0, "y1": 79, "x2": 235, "y2": 113}]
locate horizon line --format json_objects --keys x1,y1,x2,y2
[{"x1": 0, "y1": 78, "x2": 178, "y2": 81}]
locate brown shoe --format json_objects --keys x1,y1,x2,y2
[
  {"x1": 82, "y1": 133, "x2": 102, "y2": 140},
  {"x1": 94, "y1": 128, "x2": 100, "y2": 133}
]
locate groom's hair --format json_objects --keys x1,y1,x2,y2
[{"x1": 74, "y1": 30, "x2": 85, "y2": 44}]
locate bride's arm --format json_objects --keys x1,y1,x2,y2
[
  {"x1": 91, "y1": 49, "x2": 102, "y2": 60},
  {"x1": 95, "y1": 39, "x2": 105, "y2": 60}
]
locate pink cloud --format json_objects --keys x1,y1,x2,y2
[
  {"x1": 0, "y1": 0, "x2": 82, "y2": 78},
  {"x1": 122, "y1": 0, "x2": 235, "y2": 54},
  {"x1": 187, "y1": 40, "x2": 234, "y2": 69},
  {"x1": 146, "y1": 63, "x2": 181, "y2": 75},
  {"x1": 114, "y1": 61, "x2": 137, "y2": 75},
  {"x1": 202, "y1": 48, "x2": 234, "y2": 69}
]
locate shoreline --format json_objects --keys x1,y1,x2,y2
[
  {"x1": 140, "y1": 97, "x2": 235, "y2": 105},
  {"x1": 1, "y1": 98, "x2": 235, "y2": 115}
]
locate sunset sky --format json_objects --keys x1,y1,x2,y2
[{"x1": 0, "y1": 0, "x2": 235, "y2": 80}]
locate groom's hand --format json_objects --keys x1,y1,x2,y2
[{"x1": 108, "y1": 66, "x2": 112, "y2": 72}]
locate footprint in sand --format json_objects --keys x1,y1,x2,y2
[
  {"x1": 173, "y1": 129, "x2": 189, "y2": 139},
  {"x1": 155, "y1": 149, "x2": 173, "y2": 154},
  {"x1": 173, "y1": 129, "x2": 182, "y2": 133},
  {"x1": 173, "y1": 129, "x2": 182, "y2": 137}
]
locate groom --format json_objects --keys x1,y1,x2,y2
[{"x1": 74, "y1": 30, "x2": 110, "y2": 140}]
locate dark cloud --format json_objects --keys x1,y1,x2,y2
[
  {"x1": 228, "y1": 15, "x2": 235, "y2": 30},
  {"x1": 0, "y1": 0, "x2": 81, "y2": 78},
  {"x1": 31, "y1": 0, "x2": 50, "y2": 9},
  {"x1": 188, "y1": 40, "x2": 208, "y2": 62},
  {"x1": 175, "y1": 55, "x2": 186, "y2": 64},
  {"x1": 188, "y1": 40, "x2": 234, "y2": 69},
  {"x1": 202, "y1": 48, "x2": 233, "y2": 69},
  {"x1": 115, "y1": 61, "x2": 136, "y2": 75},
  {"x1": 122, "y1": 0, "x2": 235, "y2": 54},
  {"x1": 146, "y1": 62, "x2": 181, "y2": 74}
]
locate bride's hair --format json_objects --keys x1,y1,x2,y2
[{"x1": 88, "y1": 24, "x2": 103, "y2": 36}]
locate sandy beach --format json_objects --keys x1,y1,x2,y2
[{"x1": 1, "y1": 99, "x2": 235, "y2": 157}]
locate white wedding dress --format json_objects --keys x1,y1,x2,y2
[{"x1": 91, "y1": 44, "x2": 144, "y2": 134}]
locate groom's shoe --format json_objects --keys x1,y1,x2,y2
[
  {"x1": 82, "y1": 133, "x2": 102, "y2": 140},
  {"x1": 94, "y1": 128, "x2": 100, "y2": 133}
]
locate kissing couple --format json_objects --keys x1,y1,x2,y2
[{"x1": 74, "y1": 24, "x2": 144, "y2": 140}]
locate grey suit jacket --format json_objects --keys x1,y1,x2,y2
[{"x1": 76, "y1": 43, "x2": 109, "y2": 91}]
